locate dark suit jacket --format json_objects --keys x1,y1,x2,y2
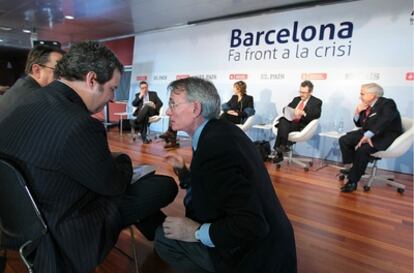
[
  {"x1": 287, "y1": 95, "x2": 322, "y2": 129},
  {"x1": 132, "y1": 91, "x2": 163, "y2": 117},
  {"x1": 0, "y1": 76, "x2": 41, "y2": 116},
  {"x1": 186, "y1": 119, "x2": 296, "y2": 273},
  {"x1": 222, "y1": 94, "x2": 254, "y2": 119},
  {"x1": 355, "y1": 97, "x2": 402, "y2": 150},
  {"x1": 0, "y1": 81, "x2": 132, "y2": 273}
]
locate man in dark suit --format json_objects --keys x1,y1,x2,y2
[
  {"x1": 0, "y1": 41, "x2": 178, "y2": 273},
  {"x1": 0, "y1": 44, "x2": 64, "y2": 113},
  {"x1": 273, "y1": 80, "x2": 322, "y2": 163},
  {"x1": 154, "y1": 77, "x2": 297, "y2": 273},
  {"x1": 339, "y1": 83, "x2": 402, "y2": 192},
  {"x1": 130, "y1": 81, "x2": 163, "y2": 143}
]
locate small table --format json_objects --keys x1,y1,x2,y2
[
  {"x1": 316, "y1": 131, "x2": 346, "y2": 170},
  {"x1": 114, "y1": 112, "x2": 129, "y2": 136}
]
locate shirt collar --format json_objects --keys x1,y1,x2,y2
[{"x1": 192, "y1": 119, "x2": 209, "y2": 151}]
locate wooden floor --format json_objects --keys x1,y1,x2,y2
[{"x1": 4, "y1": 130, "x2": 413, "y2": 273}]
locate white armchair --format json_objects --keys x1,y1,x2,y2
[
  {"x1": 237, "y1": 114, "x2": 257, "y2": 132},
  {"x1": 362, "y1": 117, "x2": 414, "y2": 193},
  {"x1": 271, "y1": 115, "x2": 320, "y2": 171}
]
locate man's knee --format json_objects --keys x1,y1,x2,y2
[{"x1": 154, "y1": 225, "x2": 173, "y2": 260}]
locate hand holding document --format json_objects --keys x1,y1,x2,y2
[
  {"x1": 131, "y1": 165, "x2": 156, "y2": 184},
  {"x1": 143, "y1": 101, "x2": 155, "y2": 108},
  {"x1": 283, "y1": 106, "x2": 296, "y2": 121}
]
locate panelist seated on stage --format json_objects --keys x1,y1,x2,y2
[
  {"x1": 338, "y1": 83, "x2": 402, "y2": 193},
  {"x1": 130, "y1": 81, "x2": 163, "y2": 144},
  {"x1": 273, "y1": 80, "x2": 322, "y2": 164},
  {"x1": 220, "y1": 80, "x2": 255, "y2": 125}
]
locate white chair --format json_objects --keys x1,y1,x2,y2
[
  {"x1": 271, "y1": 115, "x2": 320, "y2": 171},
  {"x1": 131, "y1": 106, "x2": 164, "y2": 141},
  {"x1": 361, "y1": 117, "x2": 414, "y2": 193},
  {"x1": 237, "y1": 115, "x2": 257, "y2": 132}
]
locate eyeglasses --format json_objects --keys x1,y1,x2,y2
[
  {"x1": 299, "y1": 91, "x2": 310, "y2": 94},
  {"x1": 39, "y1": 64, "x2": 55, "y2": 70},
  {"x1": 168, "y1": 101, "x2": 191, "y2": 110}
]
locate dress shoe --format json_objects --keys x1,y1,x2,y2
[
  {"x1": 159, "y1": 131, "x2": 172, "y2": 140},
  {"x1": 142, "y1": 138, "x2": 152, "y2": 144},
  {"x1": 276, "y1": 145, "x2": 291, "y2": 153},
  {"x1": 164, "y1": 141, "x2": 180, "y2": 150},
  {"x1": 272, "y1": 153, "x2": 284, "y2": 164},
  {"x1": 339, "y1": 168, "x2": 351, "y2": 175},
  {"x1": 340, "y1": 182, "x2": 357, "y2": 192}
]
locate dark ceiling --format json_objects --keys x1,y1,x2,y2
[{"x1": 0, "y1": 0, "x2": 355, "y2": 49}]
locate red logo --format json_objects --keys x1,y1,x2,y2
[
  {"x1": 229, "y1": 74, "x2": 248, "y2": 80},
  {"x1": 176, "y1": 74, "x2": 190, "y2": 79},
  {"x1": 406, "y1": 72, "x2": 414, "y2": 81},
  {"x1": 136, "y1": 75, "x2": 147, "y2": 81},
  {"x1": 301, "y1": 73, "x2": 327, "y2": 80}
]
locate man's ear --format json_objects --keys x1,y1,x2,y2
[
  {"x1": 30, "y1": 64, "x2": 42, "y2": 81},
  {"x1": 193, "y1": 101, "x2": 202, "y2": 117},
  {"x1": 85, "y1": 71, "x2": 97, "y2": 89}
]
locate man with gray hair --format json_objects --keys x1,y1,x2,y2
[
  {"x1": 339, "y1": 83, "x2": 402, "y2": 192},
  {"x1": 156, "y1": 77, "x2": 297, "y2": 273}
]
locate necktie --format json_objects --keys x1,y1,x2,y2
[
  {"x1": 362, "y1": 106, "x2": 371, "y2": 124},
  {"x1": 292, "y1": 100, "x2": 305, "y2": 123}
]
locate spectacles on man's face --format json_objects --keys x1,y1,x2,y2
[
  {"x1": 168, "y1": 100, "x2": 191, "y2": 111},
  {"x1": 39, "y1": 64, "x2": 55, "y2": 70}
]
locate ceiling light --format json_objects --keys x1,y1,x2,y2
[
  {"x1": 64, "y1": 15, "x2": 75, "y2": 20},
  {"x1": 22, "y1": 29, "x2": 31, "y2": 33},
  {"x1": 0, "y1": 39, "x2": 3, "y2": 42},
  {"x1": 0, "y1": 26, "x2": 12, "y2": 31}
]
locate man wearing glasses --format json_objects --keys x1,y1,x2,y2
[
  {"x1": 272, "y1": 80, "x2": 322, "y2": 164},
  {"x1": 155, "y1": 77, "x2": 297, "y2": 273},
  {"x1": 0, "y1": 44, "x2": 64, "y2": 113},
  {"x1": 130, "y1": 81, "x2": 163, "y2": 144}
]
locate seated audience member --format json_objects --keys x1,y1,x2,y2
[
  {"x1": 130, "y1": 81, "x2": 163, "y2": 144},
  {"x1": 0, "y1": 41, "x2": 178, "y2": 273},
  {"x1": 273, "y1": 80, "x2": 322, "y2": 164},
  {"x1": 0, "y1": 44, "x2": 64, "y2": 112},
  {"x1": 338, "y1": 83, "x2": 402, "y2": 192},
  {"x1": 159, "y1": 121, "x2": 180, "y2": 150},
  {"x1": 220, "y1": 80, "x2": 255, "y2": 124},
  {"x1": 155, "y1": 77, "x2": 297, "y2": 273}
]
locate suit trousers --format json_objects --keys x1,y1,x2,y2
[
  {"x1": 154, "y1": 226, "x2": 215, "y2": 273},
  {"x1": 339, "y1": 130, "x2": 378, "y2": 183},
  {"x1": 114, "y1": 174, "x2": 178, "y2": 240},
  {"x1": 273, "y1": 117, "x2": 303, "y2": 150},
  {"x1": 130, "y1": 105, "x2": 157, "y2": 139}
]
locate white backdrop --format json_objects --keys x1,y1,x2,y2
[{"x1": 130, "y1": 0, "x2": 414, "y2": 174}]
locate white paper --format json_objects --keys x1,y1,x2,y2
[{"x1": 283, "y1": 106, "x2": 296, "y2": 121}]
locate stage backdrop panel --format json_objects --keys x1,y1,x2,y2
[{"x1": 130, "y1": 0, "x2": 413, "y2": 174}]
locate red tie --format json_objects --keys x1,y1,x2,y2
[
  {"x1": 363, "y1": 106, "x2": 371, "y2": 123},
  {"x1": 292, "y1": 100, "x2": 305, "y2": 123}
]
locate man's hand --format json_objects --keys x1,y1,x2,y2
[
  {"x1": 227, "y1": 110, "x2": 238, "y2": 116},
  {"x1": 294, "y1": 109, "x2": 305, "y2": 119},
  {"x1": 162, "y1": 216, "x2": 200, "y2": 242},
  {"x1": 355, "y1": 102, "x2": 369, "y2": 115},
  {"x1": 356, "y1": 136, "x2": 373, "y2": 149},
  {"x1": 164, "y1": 154, "x2": 185, "y2": 169}
]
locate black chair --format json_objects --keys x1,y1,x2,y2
[{"x1": 0, "y1": 156, "x2": 48, "y2": 273}]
